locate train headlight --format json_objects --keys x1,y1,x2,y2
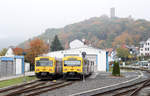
[
  {"x1": 77, "y1": 69, "x2": 81, "y2": 71},
  {"x1": 36, "y1": 69, "x2": 40, "y2": 71},
  {"x1": 64, "y1": 69, "x2": 67, "y2": 71},
  {"x1": 49, "y1": 69, "x2": 53, "y2": 71}
]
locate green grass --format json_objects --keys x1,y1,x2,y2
[{"x1": 0, "y1": 76, "x2": 37, "y2": 88}]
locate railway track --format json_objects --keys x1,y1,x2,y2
[
  {"x1": 93, "y1": 68, "x2": 150, "y2": 96},
  {"x1": 0, "y1": 79, "x2": 74, "y2": 96},
  {"x1": 72, "y1": 67, "x2": 150, "y2": 96},
  {"x1": 94, "y1": 78, "x2": 150, "y2": 96},
  {"x1": 0, "y1": 80, "x2": 39, "y2": 93},
  {"x1": 25, "y1": 81, "x2": 74, "y2": 96}
]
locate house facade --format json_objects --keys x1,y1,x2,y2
[{"x1": 140, "y1": 38, "x2": 150, "y2": 56}]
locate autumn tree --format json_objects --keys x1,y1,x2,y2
[
  {"x1": 13, "y1": 47, "x2": 24, "y2": 55},
  {"x1": 112, "y1": 32, "x2": 133, "y2": 47},
  {"x1": 25, "y1": 38, "x2": 48, "y2": 67},
  {"x1": 0, "y1": 48, "x2": 7, "y2": 56},
  {"x1": 50, "y1": 35, "x2": 64, "y2": 51},
  {"x1": 20, "y1": 17, "x2": 150, "y2": 49},
  {"x1": 116, "y1": 47, "x2": 130, "y2": 61}
]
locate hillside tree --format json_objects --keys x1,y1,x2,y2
[
  {"x1": 25, "y1": 38, "x2": 49, "y2": 67},
  {"x1": 13, "y1": 47, "x2": 24, "y2": 55},
  {"x1": 116, "y1": 47, "x2": 130, "y2": 61},
  {"x1": 50, "y1": 35, "x2": 64, "y2": 51},
  {"x1": 19, "y1": 17, "x2": 150, "y2": 49}
]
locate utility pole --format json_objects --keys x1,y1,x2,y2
[{"x1": 82, "y1": 52, "x2": 86, "y2": 82}]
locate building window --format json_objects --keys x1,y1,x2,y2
[
  {"x1": 145, "y1": 53, "x2": 147, "y2": 56},
  {"x1": 148, "y1": 48, "x2": 149, "y2": 51},
  {"x1": 148, "y1": 43, "x2": 149, "y2": 45},
  {"x1": 141, "y1": 49, "x2": 143, "y2": 51},
  {"x1": 145, "y1": 48, "x2": 147, "y2": 51},
  {"x1": 146, "y1": 53, "x2": 149, "y2": 56},
  {"x1": 140, "y1": 44, "x2": 144, "y2": 48}
]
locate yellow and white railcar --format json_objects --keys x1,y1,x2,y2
[
  {"x1": 62, "y1": 56, "x2": 94, "y2": 79},
  {"x1": 35, "y1": 56, "x2": 62, "y2": 79}
]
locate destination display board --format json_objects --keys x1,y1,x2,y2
[{"x1": 64, "y1": 61, "x2": 81, "y2": 66}]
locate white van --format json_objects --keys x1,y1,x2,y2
[{"x1": 138, "y1": 61, "x2": 150, "y2": 69}]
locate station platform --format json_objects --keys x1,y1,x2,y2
[{"x1": 0, "y1": 71, "x2": 35, "y2": 81}]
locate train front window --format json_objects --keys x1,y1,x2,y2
[
  {"x1": 64, "y1": 60, "x2": 81, "y2": 66},
  {"x1": 36, "y1": 60, "x2": 53, "y2": 66}
]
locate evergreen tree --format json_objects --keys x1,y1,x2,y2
[
  {"x1": 112, "y1": 61, "x2": 120, "y2": 76},
  {"x1": 50, "y1": 35, "x2": 64, "y2": 51}
]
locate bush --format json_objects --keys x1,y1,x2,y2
[{"x1": 112, "y1": 61, "x2": 120, "y2": 76}]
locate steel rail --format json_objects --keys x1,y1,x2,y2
[
  {"x1": 93, "y1": 79, "x2": 147, "y2": 96},
  {"x1": 4, "y1": 81, "x2": 48, "y2": 96},
  {"x1": 93, "y1": 67, "x2": 150, "y2": 96},
  {"x1": 3, "y1": 80, "x2": 74, "y2": 96},
  {"x1": 129, "y1": 78, "x2": 150, "y2": 96},
  {"x1": 25, "y1": 81, "x2": 74, "y2": 96},
  {"x1": 0, "y1": 80, "x2": 39, "y2": 93},
  {"x1": 71, "y1": 67, "x2": 150, "y2": 96}
]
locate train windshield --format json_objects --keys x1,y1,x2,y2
[
  {"x1": 64, "y1": 60, "x2": 81, "y2": 66},
  {"x1": 36, "y1": 60, "x2": 53, "y2": 66}
]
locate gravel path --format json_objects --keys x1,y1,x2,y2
[{"x1": 40, "y1": 71, "x2": 140, "y2": 96}]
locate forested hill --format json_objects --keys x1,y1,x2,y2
[{"x1": 19, "y1": 15, "x2": 150, "y2": 49}]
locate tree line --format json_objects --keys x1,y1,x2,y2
[
  {"x1": 19, "y1": 15, "x2": 150, "y2": 49},
  {"x1": 0, "y1": 35, "x2": 63, "y2": 69}
]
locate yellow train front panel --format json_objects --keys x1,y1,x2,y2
[
  {"x1": 35, "y1": 57, "x2": 55, "y2": 73},
  {"x1": 35, "y1": 56, "x2": 56, "y2": 79},
  {"x1": 63, "y1": 56, "x2": 83, "y2": 74}
]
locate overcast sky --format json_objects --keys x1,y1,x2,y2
[{"x1": 0, "y1": 0, "x2": 149, "y2": 50}]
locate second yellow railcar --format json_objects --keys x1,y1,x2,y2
[{"x1": 62, "y1": 56, "x2": 94, "y2": 79}]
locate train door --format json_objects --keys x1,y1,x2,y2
[{"x1": 56, "y1": 60, "x2": 59, "y2": 74}]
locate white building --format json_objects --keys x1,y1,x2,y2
[
  {"x1": 45, "y1": 40, "x2": 109, "y2": 72},
  {"x1": 69, "y1": 39, "x2": 86, "y2": 49},
  {"x1": 5, "y1": 48, "x2": 15, "y2": 57},
  {"x1": 140, "y1": 38, "x2": 150, "y2": 56},
  {"x1": 0, "y1": 47, "x2": 30, "y2": 78}
]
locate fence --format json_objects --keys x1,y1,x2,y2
[{"x1": 0, "y1": 56, "x2": 24, "y2": 78}]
